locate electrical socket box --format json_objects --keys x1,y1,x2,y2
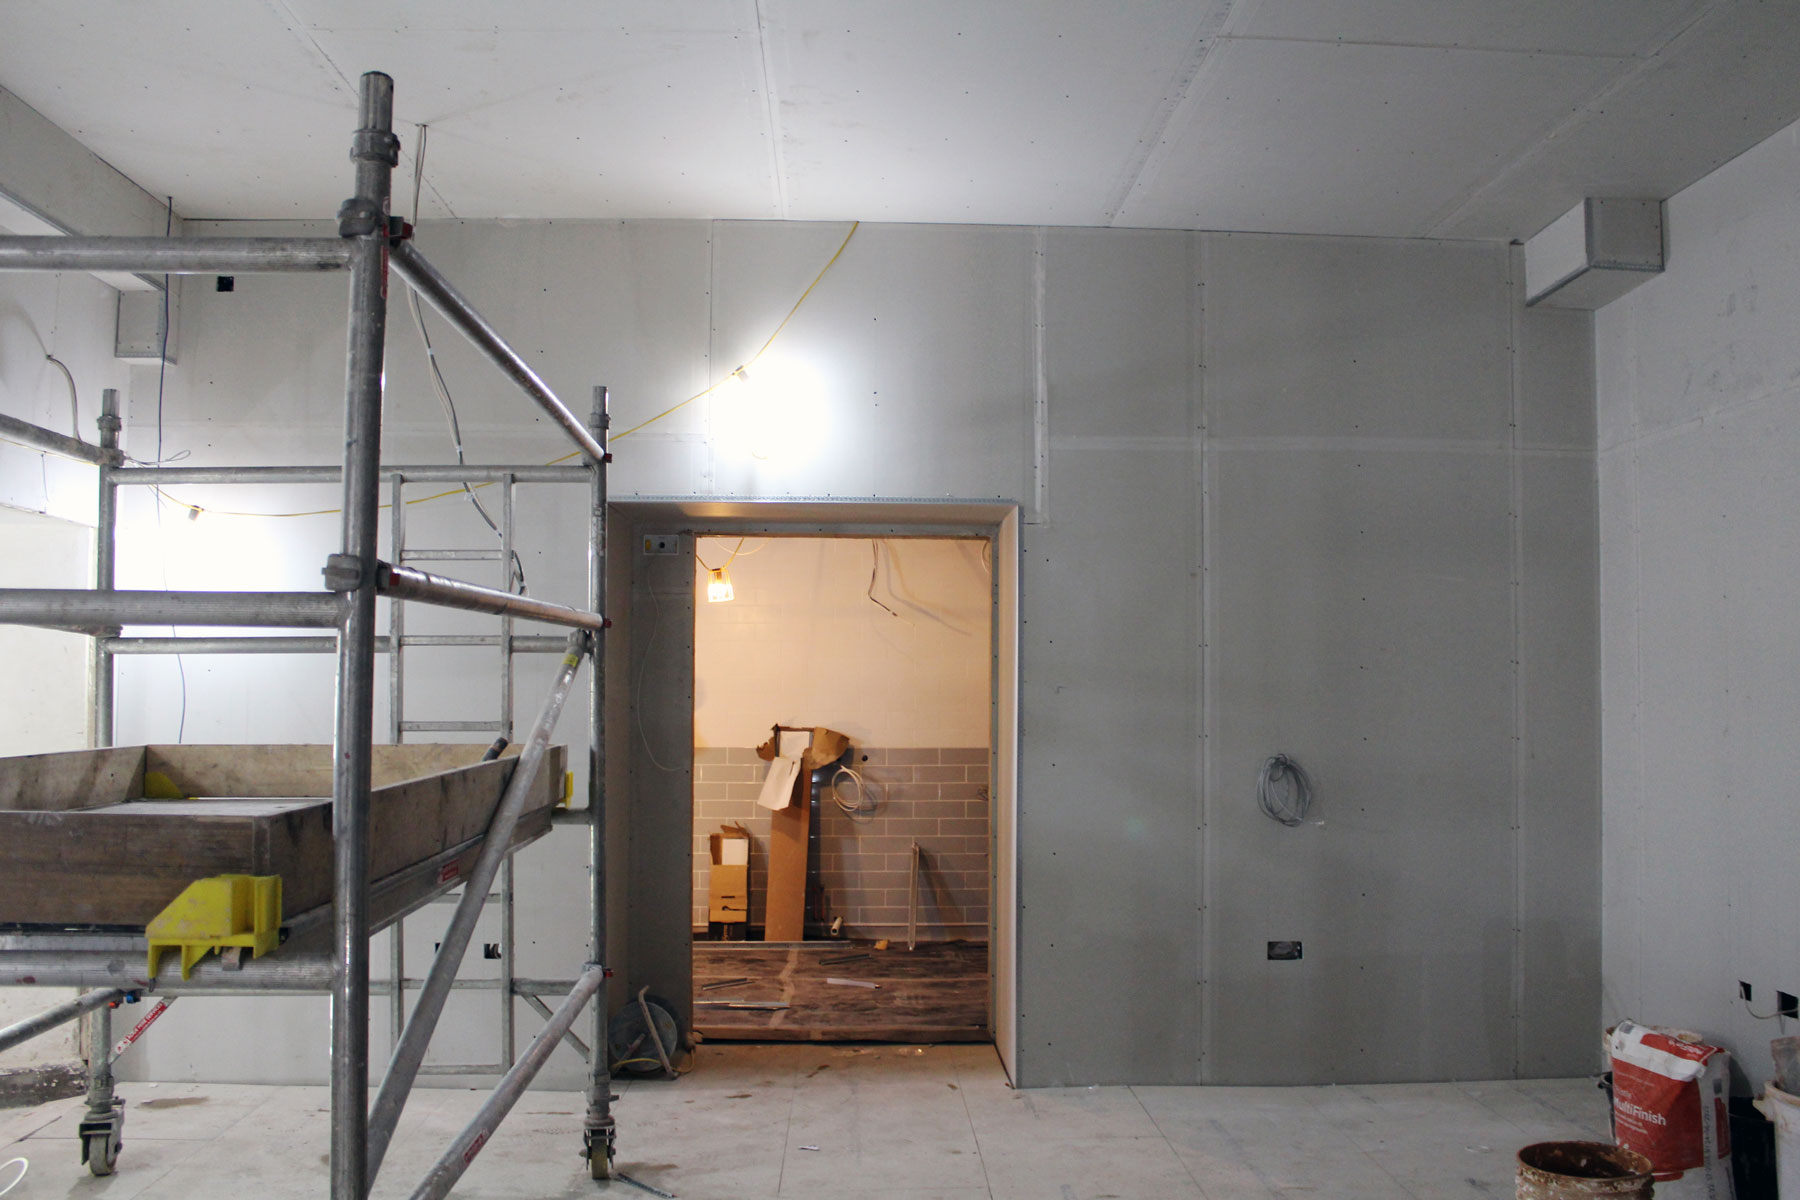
[
  {"x1": 641, "y1": 533, "x2": 679, "y2": 556},
  {"x1": 1267, "y1": 941, "x2": 1302, "y2": 961},
  {"x1": 1780, "y1": 991, "x2": 1798, "y2": 1019}
]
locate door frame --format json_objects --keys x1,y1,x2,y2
[{"x1": 609, "y1": 499, "x2": 1021, "y2": 1080}]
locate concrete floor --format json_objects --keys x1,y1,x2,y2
[{"x1": 0, "y1": 1044, "x2": 1610, "y2": 1198}]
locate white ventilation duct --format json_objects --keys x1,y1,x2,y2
[{"x1": 1524, "y1": 197, "x2": 1664, "y2": 309}]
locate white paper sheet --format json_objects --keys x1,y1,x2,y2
[{"x1": 756, "y1": 730, "x2": 813, "y2": 811}]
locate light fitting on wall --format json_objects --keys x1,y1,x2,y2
[{"x1": 710, "y1": 356, "x2": 828, "y2": 464}]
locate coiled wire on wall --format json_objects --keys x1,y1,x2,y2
[
  {"x1": 829, "y1": 764, "x2": 881, "y2": 820},
  {"x1": 1257, "y1": 753, "x2": 1314, "y2": 827}
]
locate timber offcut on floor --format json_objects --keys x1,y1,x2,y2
[{"x1": 693, "y1": 938, "x2": 989, "y2": 1042}]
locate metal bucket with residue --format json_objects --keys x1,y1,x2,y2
[{"x1": 1516, "y1": 1141, "x2": 1655, "y2": 1199}]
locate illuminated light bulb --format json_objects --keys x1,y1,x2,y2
[
  {"x1": 706, "y1": 566, "x2": 734, "y2": 603},
  {"x1": 710, "y1": 357, "x2": 828, "y2": 464}
]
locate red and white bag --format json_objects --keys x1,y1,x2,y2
[{"x1": 1609, "y1": 1020, "x2": 1735, "y2": 1199}]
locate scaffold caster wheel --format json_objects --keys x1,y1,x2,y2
[
  {"x1": 83, "y1": 1131, "x2": 118, "y2": 1176},
  {"x1": 79, "y1": 1100, "x2": 125, "y2": 1177},
  {"x1": 589, "y1": 1147, "x2": 611, "y2": 1181}
]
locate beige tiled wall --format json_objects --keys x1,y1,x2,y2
[{"x1": 692, "y1": 745, "x2": 990, "y2": 939}]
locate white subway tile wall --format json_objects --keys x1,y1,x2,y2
[{"x1": 693, "y1": 746, "x2": 990, "y2": 937}]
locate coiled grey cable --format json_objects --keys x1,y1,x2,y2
[{"x1": 1257, "y1": 754, "x2": 1313, "y2": 827}]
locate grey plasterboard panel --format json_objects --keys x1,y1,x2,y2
[
  {"x1": 310, "y1": 13, "x2": 773, "y2": 222},
  {"x1": 1204, "y1": 446, "x2": 1515, "y2": 1083},
  {"x1": 1431, "y1": 7, "x2": 1800, "y2": 242},
  {"x1": 1044, "y1": 228, "x2": 1194, "y2": 439},
  {"x1": 1603, "y1": 124, "x2": 1800, "y2": 439},
  {"x1": 603, "y1": 504, "x2": 639, "y2": 1020},
  {"x1": 0, "y1": 84, "x2": 174, "y2": 241},
  {"x1": 1201, "y1": 234, "x2": 1511, "y2": 442},
  {"x1": 1623, "y1": 425, "x2": 1737, "y2": 1030},
  {"x1": 1605, "y1": 400, "x2": 1800, "y2": 1084},
  {"x1": 1528, "y1": 265, "x2": 1661, "y2": 311},
  {"x1": 1119, "y1": 38, "x2": 1623, "y2": 237},
  {"x1": 705, "y1": 222, "x2": 1035, "y2": 509},
  {"x1": 1015, "y1": 446, "x2": 1198, "y2": 1086},
  {"x1": 169, "y1": 217, "x2": 715, "y2": 472},
  {"x1": 1595, "y1": 445, "x2": 1642, "y2": 1018},
  {"x1": 1228, "y1": 0, "x2": 1707, "y2": 57},
  {"x1": 1515, "y1": 281, "x2": 1596, "y2": 452},
  {"x1": 1516, "y1": 454, "x2": 1601, "y2": 1077},
  {"x1": 770, "y1": 3, "x2": 1225, "y2": 227},
  {"x1": 625, "y1": 542, "x2": 697, "y2": 1021}
]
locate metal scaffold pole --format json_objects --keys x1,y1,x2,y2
[
  {"x1": 329, "y1": 69, "x2": 397, "y2": 1200},
  {"x1": 91, "y1": 388, "x2": 121, "y2": 747},
  {"x1": 584, "y1": 385, "x2": 615, "y2": 1179}
]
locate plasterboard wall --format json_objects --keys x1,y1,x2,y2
[
  {"x1": 0, "y1": 507, "x2": 91, "y2": 1069},
  {"x1": 1596, "y1": 115, "x2": 1800, "y2": 1093},
  {"x1": 74, "y1": 216, "x2": 1596, "y2": 1088}
]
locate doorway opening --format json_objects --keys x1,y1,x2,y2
[{"x1": 689, "y1": 533, "x2": 993, "y2": 1043}]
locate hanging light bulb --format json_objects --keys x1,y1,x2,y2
[{"x1": 706, "y1": 565, "x2": 735, "y2": 603}]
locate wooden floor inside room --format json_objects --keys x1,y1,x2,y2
[{"x1": 693, "y1": 939, "x2": 989, "y2": 1043}]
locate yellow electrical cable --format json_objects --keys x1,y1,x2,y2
[
  {"x1": 693, "y1": 537, "x2": 746, "y2": 573},
  {"x1": 155, "y1": 220, "x2": 861, "y2": 521}
]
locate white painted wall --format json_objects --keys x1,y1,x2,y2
[
  {"x1": 0, "y1": 258, "x2": 126, "y2": 1072},
  {"x1": 48, "y1": 215, "x2": 1597, "y2": 1089},
  {"x1": 0, "y1": 266, "x2": 131, "y2": 524},
  {"x1": 692, "y1": 535, "x2": 991, "y2": 749},
  {"x1": 1597, "y1": 115, "x2": 1800, "y2": 1092},
  {"x1": 0, "y1": 507, "x2": 91, "y2": 1069}
]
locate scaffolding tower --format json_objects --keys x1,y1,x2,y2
[{"x1": 0, "y1": 73, "x2": 619, "y2": 1199}]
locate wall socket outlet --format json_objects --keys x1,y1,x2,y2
[{"x1": 642, "y1": 533, "x2": 679, "y2": 555}]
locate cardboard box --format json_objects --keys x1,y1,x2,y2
[{"x1": 708, "y1": 823, "x2": 750, "y2": 924}]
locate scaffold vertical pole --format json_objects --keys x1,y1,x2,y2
[
  {"x1": 90, "y1": 387, "x2": 120, "y2": 748},
  {"x1": 330, "y1": 69, "x2": 397, "y2": 1200},
  {"x1": 584, "y1": 385, "x2": 614, "y2": 1179}
]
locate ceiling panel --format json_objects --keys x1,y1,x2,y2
[
  {"x1": 0, "y1": 0, "x2": 1796, "y2": 240},
  {"x1": 767, "y1": 0, "x2": 1226, "y2": 226},
  {"x1": 298, "y1": 16, "x2": 776, "y2": 220},
  {"x1": 1117, "y1": 38, "x2": 1628, "y2": 237},
  {"x1": 1429, "y1": 5, "x2": 1800, "y2": 240},
  {"x1": 0, "y1": 1, "x2": 349, "y2": 218},
  {"x1": 1226, "y1": 0, "x2": 1710, "y2": 57}
]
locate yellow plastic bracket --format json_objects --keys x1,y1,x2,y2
[
  {"x1": 561, "y1": 770, "x2": 574, "y2": 808},
  {"x1": 146, "y1": 874, "x2": 282, "y2": 980}
]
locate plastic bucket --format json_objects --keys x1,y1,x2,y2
[
  {"x1": 1517, "y1": 1142, "x2": 1655, "y2": 1199},
  {"x1": 1754, "y1": 1083, "x2": 1800, "y2": 1198}
]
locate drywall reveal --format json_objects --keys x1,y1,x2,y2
[{"x1": 1597, "y1": 114, "x2": 1800, "y2": 1093}]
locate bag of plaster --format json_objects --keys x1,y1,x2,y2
[{"x1": 1608, "y1": 1020, "x2": 1735, "y2": 1199}]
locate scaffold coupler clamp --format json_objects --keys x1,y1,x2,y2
[
  {"x1": 322, "y1": 553, "x2": 369, "y2": 592},
  {"x1": 350, "y1": 126, "x2": 401, "y2": 168},
  {"x1": 336, "y1": 196, "x2": 387, "y2": 239}
]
